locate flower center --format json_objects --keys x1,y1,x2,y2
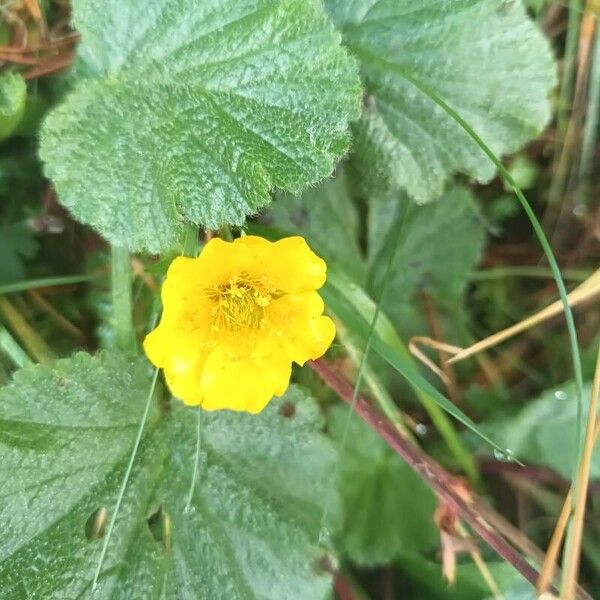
[{"x1": 206, "y1": 272, "x2": 273, "y2": 332}]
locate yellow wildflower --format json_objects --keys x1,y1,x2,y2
[{"x1": 144, "y1": 236, "x2": 335, "y2": 413}]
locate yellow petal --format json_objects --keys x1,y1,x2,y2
[
  {"x1": 143, "y1": 234, "x2": 333, "y2": 414},
  {"x1": 164, "y1": 362, "x2": 204, "y2": 406},
  {"x1": 266, "y1": 237, "x2": 327, "y2": 293},
  {"x1": 200, "y1": 339, "x2": 292, "y2": 413},
  {"x1": 143, "y1": 325, "x2": 168, "y2": 367},
  {"x1": 267, "y1": 291, "x2": 336, "y2": 365}
]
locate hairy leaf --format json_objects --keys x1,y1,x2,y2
[
  {"x1": 0, "y1": 352, "x2": 338, "y2": 598},
  {"x1": 368, "y1": 186, "x2": 485, "y2": 336},
  {"x1": 324, "y1": 0, "x2": 556, "y2": 201},
  {"x1": 40, "y1": 0, "x2": 362, "y2": 252}
]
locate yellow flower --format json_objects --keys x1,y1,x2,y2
[{"x1": 144, "y1": 235, "x2": 335, "y2": 413}]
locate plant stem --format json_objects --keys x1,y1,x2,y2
[
  {"x1": 310, "y1": 358, "x2": 594, "y2": 600},
  {"x1": 310, "y1": 359, "x2": 543, "y2": 590},
  {"x1": 111, "y1": 246, "x2": 136, "y2": 354}
]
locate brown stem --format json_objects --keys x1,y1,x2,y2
[
  {"x1": 309, "y1": 359, "x2": 593, "y2": 600},
  {"x1": 23, "y1": 53, "x2": 73, "y2": 79},
  {"x1": 332, "y1": 573, "x2": 359, "y2": 600}
]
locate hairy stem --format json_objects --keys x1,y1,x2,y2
[{"x1": 111, "y1": 246, "x2": 136, "y2": 354}]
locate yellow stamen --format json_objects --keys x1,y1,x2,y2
[{"x1": 206, "y1": 272, "x2": 273, "y2": 331}]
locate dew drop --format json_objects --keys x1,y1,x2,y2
[
  {"x1": 494, "y1": 448, "x2": 515, "y2": 462},
  {"x1": 554, "y1": 390, "x2": 568, "y2": 401},
  {"x1": 415, "y1": 423, "x2": 428, "y2": 437},
  {"x1": 183, "y1": 504, "x2": 196, "y2": 516}
]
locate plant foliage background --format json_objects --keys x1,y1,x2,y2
[{"x1": 0, "y1": 0, "x2": 599, "y2": 599}]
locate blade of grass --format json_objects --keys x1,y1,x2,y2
[
  {"x1": 325, "y1": 269, "x2": 497, "y2": 473},
  {"x1": 348, "y1": 51, "x2": 589, "y2": 537},
  {"x1": 357, "y1": 45, "x2": 587, "y2": 405},
  {"x1": 561, "y1": 346, "x2": 600, "y2": 598},
  {"x1": 335, "y1": 320, "x2": 414, "y2": 441},
  {"x1": 448, "y1": 268, "x2": 600, "y2": 364},
  {"x1": 91, "y1": 366, "x2": 159, "y2": 590},
  {"x1": 318, "y1": 201, "x2": 411, "y2": 539},
  {"x1": 0, "y1": 324, "x2": 31, "y2": 367},
  {"x1": 0, "y1": 296, "x2": 55, "y2": 363},
  {"x1": 0, "y1": 274, "x2": 97, "y2": 296},
  {"x1": 349, "y1": 51, "x2": 584, "y2": 419},
  {"x1": 378, "y1": 59, "x2": 591, "y2": 587}
]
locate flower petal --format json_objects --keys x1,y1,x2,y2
[
  {"x1": 200, "y1": 339, "x2": 292, "y2": 413},
  {"x1": 268, "y1": 291, "x2": 336, "y2": 365},
  {"x1": 164, "y1": 361, "x2": 204, "y2": 406},
  {"x1": 266, "y1": 237, "x2": 327, "y2": 293}
]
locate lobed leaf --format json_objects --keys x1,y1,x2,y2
[
  {"x1": 324, "y1": 0, "x2": 556, "y2": 202},
  {"x1": 0, "y1": 352, "x2": 338, "y2": 598},
  {"x1": 40, "y1": 0, "x2": 362, "y2": 252}
]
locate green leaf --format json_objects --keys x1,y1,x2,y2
[
  {"x1": 324, "y1": 0, "x2": 556, "y2": 202},
  {"x1": 40, "y1": 0, "x2": 362, "y2": 253},
  {"x1": 397, "y1": 552, "x2": 528, "y2": 599},
  {"x1": 266, "y1": 170, "x2": 366, "y2": 284},
  {"x1": 329, "y1": 406, "x2": 438, "y2": 565},
  {"x1": 264, "y1": 178, "x2": 484, "y2": 322},
  {"x1": 0, "y1": 352, "x2": 338, "y2": 598},
  {"x1": 0, "y1": 222, "x2": 38, "y2": 285},
  {"x1": 489, "y1": 381, "x2": 598, "y2": 478},
  {"x1": 367, "y1": 186, "x2": 485, "y2": 335},
  {"x1": 0, "y1": 73, "x2": 26, "y2": 142}
]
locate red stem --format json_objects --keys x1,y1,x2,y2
[{"x1": 310, "y1": 358, "x2": 547, "y2": 590}]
